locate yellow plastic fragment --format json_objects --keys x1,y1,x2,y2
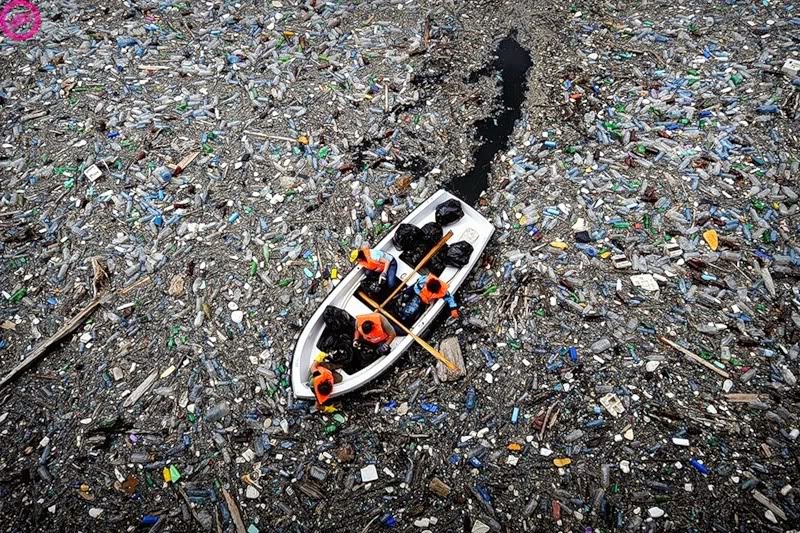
[
  {"x1": 553, "y1": 458, "x2": 572, "y2": 467},
  {"x1": 702, "y1": 229, "x2": 719, "y2": 251},
  {"x1": 549, "y1": 240, "x2": 568, "y2": 250}
]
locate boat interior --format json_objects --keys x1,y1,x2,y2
[{"x1": 319, "y1": 245, "x2": 460, "y2": 375}]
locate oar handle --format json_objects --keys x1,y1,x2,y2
[
  {"x1": 358, "y1": 291, "x2": 456, "y2": 370},
  {"x1": 380, "y1": 230, "x2": 453, "y2": 308}
]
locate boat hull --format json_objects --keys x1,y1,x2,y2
[{"x1": 290, "y1": 190, "x2": 494, "y2": 400}]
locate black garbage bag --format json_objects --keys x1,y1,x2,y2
[
  {"x1": 319, "y1": 333, "x2": 355, "y2": 366},
  {"x1": 322, "y1": 305, "x2": 354, "y2": 334},
  {"x1": 402, "y1": 241, "x2": 448, "y2": 275},
  {"x1": 445, "y1": 241, "x2": 474, "y2": 268},
  {"x1": 400, "y1": 244, "x2": 426, "y2": 267},
  {"x1": 319, "y1": 306, "x2": 357, "y2": 369},
  {"x1": 420, "y1": 221, "x2": 443, "y2": 248},
  {"x1": 361, "y1": 272, "x2": 382, "y2": 297},
  {"x1": 359, "y1": 271, "x2": 393, "y2": 301},
  {"x1": 436, "y1": 243, "x2": 449, "y2": 262},
  {"x1": 428, "y1": 252, "x2": 447, "y2": 276},
  {"x1": 435, "y1": 199, "x2": 464, "y2": 226},
  {"x1": 318, "y1": 306, "x2": 389, "y2": 373},
  {"x1": 392, "y1": 224, "x2": 423, "y2": 251}
]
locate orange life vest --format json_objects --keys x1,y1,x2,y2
[
  {"x1": 310, "y1": 363, "x2": 334, "y2": 405},
  {"x1": 419, "y1": 274, "x2": 449, "y2": 304},
  {"x1": 357, "y1": 247, "x2": 384, "y2": 272},
  {"x1": 356, "y1": 313, "x2": 389, "y2": 344}
]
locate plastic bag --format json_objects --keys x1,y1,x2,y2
[
  {"x1": 445, "y1": 241, "x2": 474, "y2": 268},
  {"x1": 428, "y1": 253, "x2": 447, "y2": 276},
  {"x1": 391, "y1": 290, "x2": 425, "y2": 326},
  {"x1": 360, "y1": 272, "x2": 392, "y2": 301},
  {"x1": 323, "y1": 306, "x2": 354, "y2": 333},
  {"x1": 319, "y1": 306, "x2": 356, "y2": 368},
  {"x1": 400, "y1": 245, "x2": 426, "y2": 267},
  {"x1": 420, "y1": 221, "x2": 443, "y2": 248},
  {"x1": 435, "y1": 199, "x2": 464, "y2": 226},
  {"x1": 392, "y1": 224, "x2": 423, "y2": 251}
]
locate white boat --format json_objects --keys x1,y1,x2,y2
[{"x1": 290, "y1": 189, "x2": 494, "y2": 400}]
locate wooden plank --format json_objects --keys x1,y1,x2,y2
[
  {"x1": 435, "y1": 337, "x2": 465, "y2": 382},
  {"x1": 122, "y1": 370, "x2": 158, "y2": 408},
  {"x1": 658, "y1": 337, "x2": 730, "y2": 379},
  {"x1": 169, "y1": 151, "x2": 200, "y2": 175},
  {"x1": 725, "y1": 393, "x2": 764, "y2": 403},
  {"x1": 752, "y1": 489, "x2": 786, "y2": 520}
]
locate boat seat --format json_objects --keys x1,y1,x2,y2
[
  {"x1": 393, "y1": 258, "x2": 418, "y2": 283},
  {"x1": 342, "y1": 296, "x2": 373, "y2": 321}
]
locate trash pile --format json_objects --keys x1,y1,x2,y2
[
  {"x1": 392, "y1": 199, "x2": 473, "y2": 277},
  {"x1": 0, "y1": 0, "x2": 798, "y2": 531}
]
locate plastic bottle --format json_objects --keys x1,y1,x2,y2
[
  {"x1": 690, "y1": 459, "x2": 710, "y2": 475},
  {"x1": 205, "y1": 402, "x2": 230, "y2": 422},
  {"x1": 591, "y1": 338, "x2": 612, "y2": 353},
  {"x1": 465, "y1": 387, "x2": 477, "y2": 411},
  {"x1": 420, "y1": 402, "x2": 439, "y2": 413}
]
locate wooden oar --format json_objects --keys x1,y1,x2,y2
[
  {"x1": 358, "y1": 291, "x2": 456, "y2": 370},
  {"x1": 380, "y1": 230, "x2": 453, "y2": 307}
]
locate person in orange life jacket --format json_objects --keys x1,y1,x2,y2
[
  {"x1": 349, "y1": 247, "x2": 398, "y2": 289},
  {"x1": 310, "y1": 361, "x2": 334, "y2": 405},
  {"x1": 398, "y1": 274, "x2": 459, "y2": 321},
  {"x1": 309, "y1": 352, "x2": 341, "y2": 406},
  {"x1": 353, "y1": 312, "x2": 397, "y2": 355}
]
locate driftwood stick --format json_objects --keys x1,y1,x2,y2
[
  {"x1": 659, "y1": 336, "x2": 730, "y2": 379},
  {"x1": 0, "y1": 296, "x2": 105, "y2": 389},
  {"x1": 0, "y1": 276, "x2": 151, "y2": 389},
  {"x1": 222, "y1": 488, "x2": 247, "y2": 533}
]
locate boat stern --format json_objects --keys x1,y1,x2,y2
[{"x1": 291, "y1": 365, "x2": 316, "y2": 400}]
